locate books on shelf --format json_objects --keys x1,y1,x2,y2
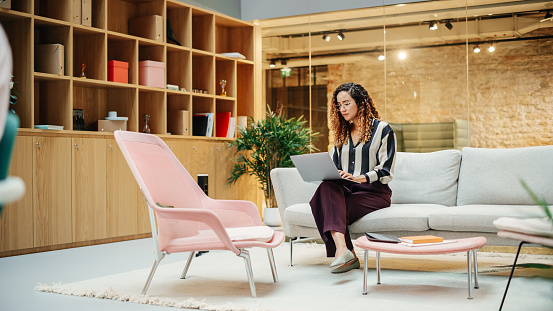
[
  {"x1": 227, "y1": 117, "x2": 236, "y2": 138},
  {"x1": 192, "y1": 112, "x2": 214, "y2": 137},
  {"x1": 215, "y1": 112, "x2": 231, "y2": 137},
  {"x1": 219, "y1": 52, "x2": 246, "y2": 59},
  {"x1": 399, "y1": 235, "x2": 444, "y2": 244},
  {"x1": 34, "y1": 125, "x2": 64, "y2": 130}
]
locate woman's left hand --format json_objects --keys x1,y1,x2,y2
[{"x1": 338, "y1": 171, "x2": 368, "y2": 183}]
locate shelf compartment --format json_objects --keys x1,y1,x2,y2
[
  {"x1": 34, "y1": 0, "x2": 71, "y2": 22},
  {"x1": 1, "y1": 16, "x2": 32, "y2": 128},
  {"x1": 73, "y1": 84, "x2": 137, "y2": 132},
  {"x1": 34, "y1": 23, "x2": 71, "y2": 76},
  {"x1": 73, "y1": 30, "x2": 106, "y2": 80},
  {"x1": 107, "y1": 0, "x2": 164, "y2": 36},
  {"x1": 237, "y1": 63, "x2": 254, "y2": 118},
  {"x1": 108, "y1": 35, "x2": 137, "y2": 85},
  {"x1": 191, "y1": 9, "x2": 214, "y2": 52},
  {"x1": 34, "y1": 79, "x2": 71, "y2": 129},
  {"x1": 192, "y1": 53, "x2": 213, "y2": 95},
  {"x1": 89, "y1": 0, "x2": 107, "y2": 29},
  {"x1": 191, "y1": 96, "x2": 214, "y2": 137},
  {"x1": 167, "y1": 93, "x2": 191, "y2": 136},
  {"x1": 215, "y1": 16, "x2": 253, "y2": 61},
  {"x1": 166, "y1": 1, "x2": 190, "y2": 48},
  {"x1": 215, "y1": 58, "x2": 235, "y2": 98},
  {"x1": 2, "y1": 0, "x2": 32, "y2": 14},
  {"x1": 167, "y1": 48, "x2": 190, "y2": 92},
  {"x1": 139, "y1": 89, "x2": 166, "y2": 134}
]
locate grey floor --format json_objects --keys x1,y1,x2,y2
[{"x1": 0, "y1": 238, "x2": 188, "y2": 311}]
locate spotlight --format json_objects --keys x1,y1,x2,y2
[
  {"x1": 378, "y1": 55, "x2": 385, "y2": 61},
  {"x1": 473, "y1": 45, "x2": 481, "y2": 53},
  {"x1": 280, "y1": 59, "x2": 287, "y2": 66},
  {"x1": 269, "y1": 60, "x2": 275, "y2": 68},
  {"x1": 488, "y1": 43, "x2": 495, "y2": 52},
  {"x1": 445, "y1": 20, "x2": 453, "y2": 30},
  {"x1": 322, "y1": 34, "x2": 331, "y2": 42},
  {"x1": 398, "y1": 51, "x2": 407, "y2": 60},
  {"x1": 429, "y1": 21, "x2": 438, "y2": 30},
  {"x1": 337, "y1": 31, "x2": 345, "y2": 40}
]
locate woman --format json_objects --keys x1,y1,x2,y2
[{"x1": 310, "y1": 82, "x2": 396, "y2": 274}]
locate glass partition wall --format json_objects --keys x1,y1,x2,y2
[{"x1": 260, "y1": 0, "x2": 553, "y2": 151}]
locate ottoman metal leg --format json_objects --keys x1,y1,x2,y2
[
  {"x1": 363, "y1": 250, "x2": 369, "y2": 295},
  {"x1": 467, "y1": 250, "x2": 473, "y2": 299},
  {"x1": 473, "y1": 250, "x2": 479, "y2": 289},
  {"x1": 376, "y1": 251, "x2": 381, "y2": 284}
]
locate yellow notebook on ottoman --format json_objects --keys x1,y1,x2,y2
[{"x1": 399, "y1": 235, "x2": 444, "y2": 244}]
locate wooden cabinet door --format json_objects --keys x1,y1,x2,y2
[
  {"x1": 33, "y1": 136, "x2": 72, "y2": 247},
  {"x1": 106, "y1": 139, "x2": 139, "y2": 237},
  {"x1": 0, "y1": 136, "x2": 34, "y2": 252},
  {"x1": 185, "y1": 141, "x2": 213, "y2": 197},
  {"x1": 72, "y1": 138, "x2": 107, "y2": 242},
  {"x1": 213, "y1": 142, "x2": 237, "y2": 200}
]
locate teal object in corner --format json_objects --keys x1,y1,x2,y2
[{"x1": 0, "y1": 112, "x2": 19, "y2": 213}]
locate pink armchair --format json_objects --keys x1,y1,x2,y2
[{"x1": 114, "y1": 130, "x2": 284, "y2": 297}]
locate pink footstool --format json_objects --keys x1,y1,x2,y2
[{"x1": 354, "y1": 236, "x2": 487, "y2": 299}]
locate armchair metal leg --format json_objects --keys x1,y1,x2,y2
[
  {"x1": 238, "y1": 249, "x2": 257, "y2": 298},
  {"x1": 499, "y1": 241, "x2": 526, "y2": 311},
  {"x1": 467, "y1": 251, "x2": 473, "y2": 299},
  {"x1": 181, "y1": 251, "x2": 196, "y2": 279},
  {"x1": 473, "y1": 250, "x2": 480, "y2": 289},
  {"x1": 267, "y1": 248, "x2": 279, "y2": 283},
  {"x1": 290, "y1": 237, "x2": 295, "y2": 266},
  {"x1": 142, "y1": 257, "x2": 164, "y2": 295}
]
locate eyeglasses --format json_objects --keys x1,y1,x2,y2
[{"x1": 335, "y1": 101, "x2": 354, "y2": 109}]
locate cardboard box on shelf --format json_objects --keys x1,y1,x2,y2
[
  {"x1": 108, "y1": 60, "x2": 129, "y2": 83},
  {"x1": 167, "y1": 110, "x2": 190, "y2": 136},
  {"x1": 98, "y1": 120, "x2": 127, "y2": 132},
  {"x1": 35, "y1": 44, "x2": 65, "y2": 75},
  {"x1": 128, "y1": 15, "x2": 164, "y2": 42},
  {"x1": 139, "y1": 60, "x2": 165, "y2": 88},
  {"x1": 81, "y1": 0, "x2": 92, "y2": 26},
  {"x1": 0, "y1": 0, "x2": 11, "y2": 9}
]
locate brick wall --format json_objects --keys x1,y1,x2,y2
[{"x1": 327, "y1": 29, "x2": 553, "y2": 148}]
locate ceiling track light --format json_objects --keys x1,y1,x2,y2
[
  {"x1": 541, "y1": 10, "x2": 552, "y2": 22},
  {"x1": 429, "y1": 21, "x2": 438, "y2": 30},
  {"x1": 280, "y1": 59, "x2": 287, "y2": 66},
  {"x1": 337, "y1": 31, "x2": 345, "y2": 40},
  {"x1": 488, "y1": 42, "x2": 495, "y2": 52},
  {"x1": 445, "y1": 20, "x2": 453, "y2": 30},
  {"x1": 269, "y1": 60, "x2": 275, "y2": 67},
  {"x1": 473, "y1": 45, "x2": 481, "y2": 53},
  {"x1": 322, "y1": 34, "x2": 331, "y2": 42}
]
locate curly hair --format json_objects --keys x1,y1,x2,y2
[{"x1": 329, "y1": 82, "x2": 380, "y2": 147}]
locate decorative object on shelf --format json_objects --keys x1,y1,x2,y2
[
  {"x1": 8, "y1": 74, "x2": 17, "y2": 113},
  {"x1": 73, "y1": 109, "x2": 84, "y2": 130},
  {"x1": 80, "y1": 63, "x2": 86, "y2": 78},
  {"x1": 227, "y1": 106, "x2": 318, "y2": 210},
  {"x1": 143, "y1": 114, "x2": 151, "y2": 134},
  {"x1": 166, "y1": 84, "x2": 179, "y2": 91},
  {"x1": 166, "y1": 19, "x2": 181, "y2": 46},
  {"x1": 220, "y1": 80, "x2": 227, "y2": 96}
]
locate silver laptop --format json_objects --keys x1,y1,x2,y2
[{"x1": 290, "y1": 152, "x2": 360, "y2": 184}]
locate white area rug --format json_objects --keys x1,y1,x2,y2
[{"x1": 36, "y1": 243, "x2": 553, "y2": 311}]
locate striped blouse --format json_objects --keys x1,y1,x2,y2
[{"x1": 329, "y1": 119, "x2": 396, "y2": 184}]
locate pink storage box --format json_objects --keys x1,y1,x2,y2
[{"x1": 139, "y1": 60, "x2": 165, "y2": 88}]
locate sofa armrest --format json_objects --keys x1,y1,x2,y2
[{"x1": 270, "y1": 168, "x2": 319, "y2": 232}]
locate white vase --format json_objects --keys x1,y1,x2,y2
[{"x1": 263, "y1": 207, "x2": 282, "y2": 227}]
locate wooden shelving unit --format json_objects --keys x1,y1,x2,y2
[
  {"x1": 1, "y1": 0, "x2": 255, "y2": 137},
  {"x1": 0, "y1": 0, "x2": 259, "y2": 256}
]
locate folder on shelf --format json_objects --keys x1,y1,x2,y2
[
  {"x1": 227, "y1": 117, "x2": 236, "y2": 138},
  {"x1": 35, "y1": 44, "x2": 64, "y2": 75},
  {"x1": 398, "y1": 235, "x2": 444, "y2": 244},
  {"x1": 215, "y1": 112, "x2": 231, "y2": 137}
]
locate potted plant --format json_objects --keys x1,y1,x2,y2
[{"x1": 227, "y1": 106, "x2": 318, "y2": 226}]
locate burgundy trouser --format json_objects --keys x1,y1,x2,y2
[{"x1": 310, "y1": 180, "x2": 392, "y2": 257}]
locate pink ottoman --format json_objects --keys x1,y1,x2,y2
[{"x1": 354, "y1": 236, "x2": 487, "y2": 299}]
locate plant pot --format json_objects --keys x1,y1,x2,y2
[{"x1": 263, "y1": 207, "x2": 282, "y2": 227}]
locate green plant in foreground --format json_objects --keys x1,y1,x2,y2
[
  {"x1": 520, "y1": 180, "x2": 552, "y2": 222},
  {"x1": 227, "y1": 106, "x2": 318, "y2": 208},
  {"x1": 9, "y1": 75, "x2": 18, "y2": 113}
]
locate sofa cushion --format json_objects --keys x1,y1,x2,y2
[
  {"x1": 429, "y1": 205, "x2": 551, "y2": 232},
  {"x1": 284, "y1": 203, "x2": 317, "y2": 228},
  {"x1": 349, "y1": 204, "x2": 445, "y2": 232},
  {"x1": 457, "y1": 145, "x2": 553, "y2": 206},
  {"x1": 389, "y1": 150, "x2": 461, "y2": 206}
]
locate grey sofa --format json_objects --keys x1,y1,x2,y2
[{"x1": 271, "y1": 146, "x2": 553, "y2": 264}]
